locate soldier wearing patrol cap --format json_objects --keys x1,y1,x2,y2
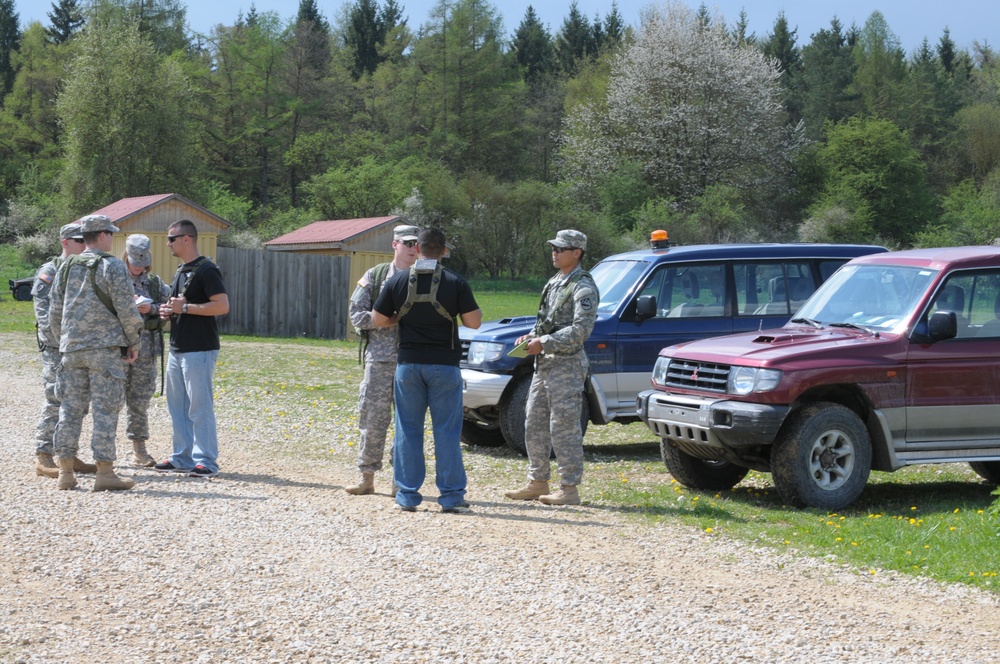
[
  {"x1": 31, "y1": 222, "x2": 93, "y2": 479},
  {"x1": 505, "y1": 229, "x2": 599, "y2": 506},
  {"x1": 122, "y1": 234, "x2": 171, "y2": 466},
  {"x1": 345, "y1": 224, "x2": 420, "y2": 495},
  {"x1": 49, "y1": 214, "x2": 144, "y2": 491}
]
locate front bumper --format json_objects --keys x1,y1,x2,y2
[
  {"x1": 461, "y1": 369, "x2": 512, "y2": 410},
  {"x1": 637, "y1": 389, "x2": 788, "y2": 451}
]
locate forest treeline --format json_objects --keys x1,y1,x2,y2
[{"x1": 1, "y1": 0, "x2": 999, "y2": 277}]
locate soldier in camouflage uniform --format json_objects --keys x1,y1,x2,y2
[
  {"x1": 31, "y1": 222, "x2": 95, "y2": 479},
  {"x1": 505, "y1": 229, "x2": 599, "y2": 506},
  {"x1": 50, "y1": 215, "x2": 144, "y2": 491},
  {"x1": 345, "y1": 224, "x2": 420, "y2": 495},
  {"x1": 122, "y1": 234, "x2": 171, "y2": 466}
]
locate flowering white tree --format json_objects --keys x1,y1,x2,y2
[{"x1": 560, "y1": 1, "x2": 802, "y2": 206}]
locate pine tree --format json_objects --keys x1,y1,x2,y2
[
  {"x1": 513, "y1": 6, "x2": 553, "y2": 84},
  {"x1": 762, "y1": 11, "x2": 802, "y2": 122},
  {"x1": 0, "y1": 0, "x2": 20, "y2": 96},
  {"x1": 46, "y1": 0, "x2": 85, "y2": 44},
  {"x1": 554, "y1": 1, "x2": 593, "y2": 76}
]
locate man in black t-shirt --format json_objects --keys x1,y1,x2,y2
[
  {"x1": 155, "y1": 220, "x2": 229, "y2": 478},
  {"x1": 372, "y1": 228, "x2": 482, "y2": 513}
]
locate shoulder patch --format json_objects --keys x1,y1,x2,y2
[
  {"x1": 358, "y1": 275, "x2": 371, "y2": 288},
  {"x1": 39, "y1": 273, "x2": 53, "y2": 285}
]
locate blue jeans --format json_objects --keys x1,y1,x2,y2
[
  {"x1": 166, "y1": 349, "x2": 220, "y2": 472},
  {"x1": 393, "y1": 363, "x2": 466, "y2": 508}
]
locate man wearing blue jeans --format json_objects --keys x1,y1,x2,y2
[
  {"x1": 155, "y1": 220, "x2": 229, "y2": 478},
  {"x1": 372, "y1": 228, "x2": 481, "y2": 512}
]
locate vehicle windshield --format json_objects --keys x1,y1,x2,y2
[
  {"x1": 590, "y1": 260, "x2": 649, "y2": 313},
  {"x1": 794, "y1": 263, "x2": 938, "y2": 332}
]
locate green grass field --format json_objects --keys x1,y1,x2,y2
[{"x1": 4, "y1": 277, "x2": 998, "y2": 592}]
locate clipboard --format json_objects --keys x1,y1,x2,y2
[{"x1": 507, "y1": 339, "x2": 531, "y2": 358}]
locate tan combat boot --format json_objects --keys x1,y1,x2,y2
[
  {"x1": 72, "y1": 456, "x2": 97, "y2": 474},
  {"x1": 504, "y1": 479, "x2": 550, "y2": 501},
  {"x1": 539, "y1": 485, "x2": 580, "y2": 506},
  {"x1": 57, "y1": 456, "x2": 77, "y2": 490},
  {"x1": 345, "y1": 472, "x2": 375, "y2": 495},
  {"x1": 131, "y1": 440, "x2": 155, "y2": 467},
  {"x1": 36, "y1": 453, "x2": 60, "y2": 479},
  {"x1": 93, "y1": 461, "x2": 135, "y2": 491}
]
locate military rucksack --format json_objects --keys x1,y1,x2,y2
[{"x1": 57, "y1": 252, "x2": 117, "y2": 315}]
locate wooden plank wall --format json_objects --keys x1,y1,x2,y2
[{"x1": 215, "y1": 247, "x2": 350, "y2": 340}]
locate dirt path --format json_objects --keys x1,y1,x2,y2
[{"x1": 0, "y1": 339, "x2": 997, "y2": 663}]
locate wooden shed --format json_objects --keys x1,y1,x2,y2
[
  {"x1": 87, "y1": 193, "x2": 231, "y2": 281},
  {"x1": 265, "y1": 216, "x2": 400, "y2": 294}
]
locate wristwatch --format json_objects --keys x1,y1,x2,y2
[{"x1": 181, "y1": 303, "x2": 189, "y2": 314}]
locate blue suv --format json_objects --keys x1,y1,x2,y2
[{"x1": 460, "y1": 233, "x2": 886, "y2": 454}]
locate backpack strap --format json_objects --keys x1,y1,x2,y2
[
  {"x1": 357, "y1": 262, "x2": 392, "y2": 365},
  {"x1": 398, "y1": 261, "x2": 456, "y2": 348},
  {"x1": 59, "y1": 253, "x2": 117, "y2": 315}
]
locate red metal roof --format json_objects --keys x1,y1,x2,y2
[
  {"x1": 265, "y1": 216, "x2": 399, "y2": 246},
  {"x1": 88, "y1": 194, "x2": 176, "y2": 222}
]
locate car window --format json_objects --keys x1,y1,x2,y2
[
  {"x1": 929, "y1": 271, "x2": 1000, "y2": 339},
  {"x1": 734, "y1": 262, "x2": 816, "y2": 316},
  {"x1": 799, "y1": 264, "x2": 936, "y2": 331},
  {"x1": 590, "y1": 260, "x2": 648, "y2": 313}
]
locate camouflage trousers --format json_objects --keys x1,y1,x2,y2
[
  {"x1": 356, "y1": 360, "x2": 395, "y2": 473},
  {"x1": 125, "y1": 341, "x2": 158, "y2": 441},
  {"x1": 524, "y1": 359, "x2": 587, "y2": 486},
  {"x1": 53, "y1": 348, "x2": 127, "y2": 462},
  {"x1": 34, "y1": 347, "x2": 62, "y2": 455}
]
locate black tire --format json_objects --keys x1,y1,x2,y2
[
  {"x1": 13, "y1": 282, "x2": 32, "y2": 301},
  {"x1": 498, "y1": 374, "x2": 589, "y2": 457},
  {"x1": 460, "y1": 420, "x2": 505, "y2": 447},
  {"x1": 660, "y1": 439, "x2": 749, "y2": 491},
  {"x1": 970, "y1": 461, "x2": 1000, "y2": 484},
  {"x1": 771, "y1": 402, "x2": 872, "y2": 510}
]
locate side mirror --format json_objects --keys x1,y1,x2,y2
[
  {"x1": 927, "y1": 310, "x2": 957, "y2": 341},
  {"x1": 636, "y1": 295, "x2": 657, "y2": 321}
]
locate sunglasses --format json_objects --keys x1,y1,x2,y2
[
  {"x1": 70, "y1": 238, "x2": 85, "y2": 244},
  {"x1": 551, "y1": 246, "x2": 577, "y2": 254},
  {"x1": 399, "y1": 239, "x2": 418, "y2": 247},
  {"x1": 167, "y1": 234, "x2": 191, "y2": 243}
]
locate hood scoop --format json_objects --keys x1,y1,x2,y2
[{"x1": 752, "y1": 332, "x2": 810, "y2": 344}]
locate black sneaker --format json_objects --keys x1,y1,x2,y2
[
  {"x1": 153, "y1": 460, "x2": 189, "y2": 473},
  {"x1": 441, "y1": 501, "x2": 471, "y2": 514},
  {"x1": 188, "y1": 465, "x2": 218, "y2": 478},
  {"x1": 395, "y1": 503, "x2": 416, "y2": 512}
]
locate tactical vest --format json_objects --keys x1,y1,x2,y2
[
  {"x1": 398, "y1": 260, "x2": 456, "y2": 349},
  {"x1": 142, "y1": 273, "x2": 166, "y2": 331},
  {"x1": 536, "y1": 269, "x2": 592, "y2": 335}
]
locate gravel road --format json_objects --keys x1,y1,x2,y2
[{"x1": 1, "y1": 341, "x2": 997, "y2": 663}]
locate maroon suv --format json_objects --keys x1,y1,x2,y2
[{"x1": 636, "y1": 247, "x2": 1000, "y2": 510}]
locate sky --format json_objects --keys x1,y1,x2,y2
[{"x1": 11, "y1": 0, "x2": 997, "y2": 53}]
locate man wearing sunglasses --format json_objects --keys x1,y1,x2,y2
[
  {"x1": 30, "y1": 222, "x2": 94, "y2": 479},
  {"x1": 345, "y1": 224, "x2": 420, "y2": 496},
  {"x1": 155, "y1": 220, "x2": 229, "y2": 478},
  {"x1": 505, "y1": 229, "x2": 598, "y2": 506}
]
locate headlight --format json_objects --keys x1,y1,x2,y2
[
  {"x1": 467, "y1": 341, "x2": 505, "y2": 365},
  {"x1": 651, "y1": 357, "x2": 671, "y2": 386},
  {"x1": 727, "y1": 367, "x2": 782, "y2": 395}
]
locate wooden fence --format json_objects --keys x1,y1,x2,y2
[{"x1": 214, "y1": 247, "x2": 350, "y2": 340}]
